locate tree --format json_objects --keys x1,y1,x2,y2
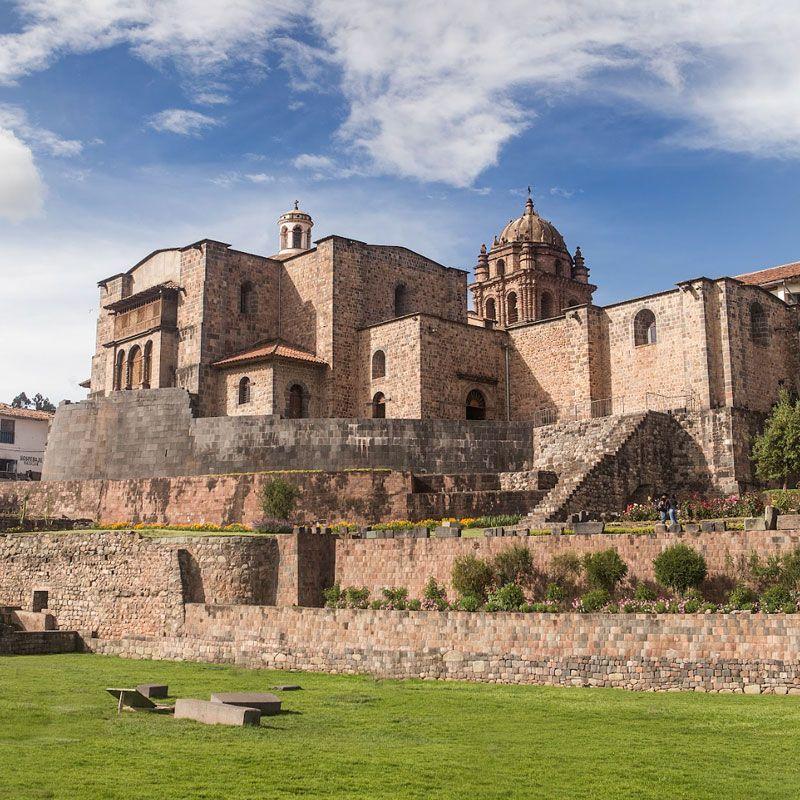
[
  {"x1": 752, "y1": 389, "x2": 800, "y2": 489},
  {"x1": 10, "y1": 392, "x2": 55, "y2": 412}
]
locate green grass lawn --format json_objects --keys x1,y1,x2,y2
[{"x1": 2, "y1": 654, "x2": 800, "y2": 800}]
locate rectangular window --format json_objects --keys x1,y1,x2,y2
[
  {"x1": 0, "y1": 458, "x2": 17, "y2": 473},
  {"x1": 0, "y1": 419, "x2": 14, "y2": 445}
]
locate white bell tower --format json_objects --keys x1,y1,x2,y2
[{"x1": 278, "y1": 201, "x2": 314, "y2": 256}]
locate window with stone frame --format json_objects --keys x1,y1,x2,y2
[
  {"x1": 633, "y1": 308, "x2": 657, "y2": 346},
  {"x1": 394, "y1": 284, "x2": 408, "y2": 317},
  {"x1": 239, "y1": 282, "x2": 254, "y2": 314},
  {"x1": 506, "y1": 292, "x2": 519, "y2": 323},
  {"x1": 291, "y1": 225, "x2": 303, "y2": 249},
  {"x1": 0, "y1": 419, "x2": 15, "y2": 444},
  {"x1": 750, "y1": 302, "x2": 769, "y2": 346},
  {"x1": 540, "y1": 291, "x2": 554, "y2": 319},
  {"x1": 371, "y1": 350, "x2": 386, "y2": 379},
  {"x1": 0, "y1": 457, "x2": 17, "y2": 474},
  {"x1": 238, "y1": 376, "x2": 251, "y2": 405},
  {"x1": 485, "y1": 297, "x2": 497, "y2": 320},
  {"x1": 496, "y1": 259, "x2": 505, "y2": 277},
  {"x1": 142, "y1": 341, "x2": 153, "y2": 388}
]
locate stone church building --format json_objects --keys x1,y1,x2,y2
[{"x1": 88, "y1": 195, "x2": 800, "y2": 426}]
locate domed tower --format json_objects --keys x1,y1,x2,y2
[
  {"x1": 470, "y1": 189, "x2": 595, "y2": 327},
  {"x1": 278, "y1": 201, "x2": 314, "y2": 256}
]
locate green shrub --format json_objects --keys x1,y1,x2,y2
[
  {"x1": 728, "y1": 584, "x2": 757, "y2": 610},
  {"x1": 259, "y1": 478, "x2": 299, "y2": 521},
  {"x1": 683, "y1": 598, "x2": 701, "y2": 613},
  {"x1": 458, "y1": 594, "x2": 482, "y2": 612},
  {"x1": 344, "y1": 586, "x2": 370, "y2": 609},
  {"x1": 583, "y1": 549, "x2": 628, "y2": 593},
  {"x1": 545, "y1": 582, "x2": 566, "y2": 602},
  {"x1": 765, "y1": 489, "x2": 800, "y2": 514},
  {"x1": 761, "y1": 585, "x2": 794, "y2": 613},
  {"x1": 653, "y1": 544, "x2": 707, "y2": 595},
  {"x1": 634, "y1": 582, "x2": 657, "y2": 601},
  {"x1": 380, "y1": 587, "x2": 408, "y2": 609},
  {"x1": 467, "y1": 514, "x2": 523, "y2": 529},
  {"x1": 407, "y1": 598, "x2": 422, "y2": 611},
  {"x1": 579, "y1": 588, "x2": 610, "y2": 612},
  {"x1": 493, "y1": 545, "x2": 534, "y2": 586},
  {"x1": 422, "y1": 577, "x2": 449, "y2": 610},
  {"x1": 370, "y1": 599, "x2": 383, "y2": 610},
  {"x1": 452, "y1": 554, "x2": 494, "y2": 600},
  {"x1": 485, "y1": 583, "x2": 526, "y2": 612},
  {"x1": 550, "y1": 551, "x2": 582, "y2": 581},
  {"x1": 322, "y1": 583, "x2": 342, "y2": 608},
  {"x1": 779, "y1": 548, "x2": 800, "y2": 591}
]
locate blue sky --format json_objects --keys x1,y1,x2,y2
[{"x1": 1, "y1": 1, "x2": 799, "y2": 403}]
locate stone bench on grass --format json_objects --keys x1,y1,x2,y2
[
  {"x1": 175, "y1": 698, "x2": 261, "y2": 727},
  {"x1": 136, "y1": 683, "x2": 168, "y2": 698},
  {"x1": 211, "y1": 692, "x2": 282, "y2": 715}
]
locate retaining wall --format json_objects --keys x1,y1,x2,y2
[
  {"x1": 334, "y1": 528, "x2": 800, "y2": 600},
  {"x1": 43, "y1": 389, "x2": 535, "y2": 480},
  {"x1": 92, "y1": 604, "x2": 800, "y2": 693},
  {"x1": 0, "y1": 630, "x2": 78, "y2": 656}
]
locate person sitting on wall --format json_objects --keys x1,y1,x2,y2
[
  {"x1": 668, "y1": 494, "x2": 679, "y2": 525},
  {"x1": 656, "y1": 494, "x2": 670, "y2": 523}
]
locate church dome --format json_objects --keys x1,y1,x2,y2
[{"x1": 497, "y1": 196, "x2": 566, "y2": 251}]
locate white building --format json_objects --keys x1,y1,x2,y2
[
  {"x1": 737, "y1": 261, "x2": 800, "y2": 304},
  {"x1": 0, "y1": 404, "x2": 53, "y2": 480}
]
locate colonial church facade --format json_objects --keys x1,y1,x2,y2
[{"x1": 88, "y1": 196, "x2": 800, "y2": 424}]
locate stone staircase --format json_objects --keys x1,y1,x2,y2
[{"x1": 523, "y1": 412, "x2": 650, "y2": 525}]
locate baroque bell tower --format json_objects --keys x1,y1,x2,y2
[{"x1": 469, "y1": 189, "x2": 595, "y2": 327}]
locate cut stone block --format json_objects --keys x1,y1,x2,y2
[
  {"x1": 136, "y1": 683, "x2": 168, "y2": 698},
  {"x1": 106, "y1": 688, "x2": 157, "y2": 710},
  {"x1": 175, "y1": 698, "x2": 261, "y2": 726},
  {"x1": 744, "y1": 517, "x2": 766, "y2": 531},
  {"x1": 210, "y1": 692, "x2": 282, "y2": 715},
  {"x1": 777, "y1": 514, "x2": 800, "y2": 530},
  {"x1": 682, "y1": 523, "x2": 700, "y2": 533},
  {"x1": 573, "y1": 522, "x2": 604, "y2": 534},
  {"x1": 434, "y1": 526, "x2": 460, "y2": 538}
]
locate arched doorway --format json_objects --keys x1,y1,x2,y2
[
  {"x1": 127, "y1": 346, "x2": 142, "y2": 389},
  {"x1": 466, "y1": 389, "x2": 486, "y2": 420},
  {"x1": 372, "y1": 392, "x2": 386, "y2": 418}
]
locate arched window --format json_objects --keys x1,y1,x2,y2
[
  {"x1": 565, "y1": 297, "x2": 579, "y2": 309},
  {"x1": 280, "y1": 227, "x2": 288, "y2": 250},
  {"x1": 126, "y1": 345, "x2": 142, "y2": 389},
  {"x1": 750, "y1": 302, "x2": 769, "y2": 345},
  {"x1": 633, "y1": 309, "x2": 657, "y2": 346},
  {"x1": 292, "y1": 225, "x2": 303, "y2": 249},
  {"x1": 540, "y1": 291, "x2": 554, "y2": 319},
  {"x1": 239, "y1": 281, "x2": 253, "y2": 314},
  {"x1": 485, "y1": 298, "x2": 497, "y2": 321},
  {"x1": 287, "y1": 384, "x2": 306, "y2": 419},
  {"x1": 371, "y1": 350, "x2": 386, "y2": 379},
  {"x1": 496, "y1": 259, "x2": 505, "y2": 277},
  {"x1": 238, "y1": 376, "x2": 251, "y2": 405},
  {"x1": 466, "y1": 389, "x2": 486, "y2": 420},
  {"x1": 506, "y1": 292, "x2": 518, "y2": 324},
  {"x1": 114, "y1": 350, "x2": 125, "y2": 391},
  {"x1": 555, "y1": 261, "x2": 563, "y2": 277},
  {"x1": 394, "y1": 283, "x2": 408, "y2": 316},
  {"x1": 372, "y1": 392, "x2": 386, "y2": 419},
  {"x1": 142, "y1": 341, "x2": 153, "y2": 389}
]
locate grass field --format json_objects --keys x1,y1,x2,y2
[{"x1": 2, "y1": 654, "x2": 800, "y2": 799}]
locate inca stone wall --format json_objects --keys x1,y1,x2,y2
[
  {"x1": 92, "y1": 604, "x2": 800, "y2": 694},
  {"x1": 334, "y1": 528, "x2": 800, "y2": 601},
  {"x1": 43, "y1": 389, "x2": 534, "y2": 481}
]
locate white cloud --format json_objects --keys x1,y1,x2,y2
[
  {"x1": 0, "y1": 104, "x2": 83, "y2": 156},
  {"x1": 293, "y1": 152, "x2": 355, "y2": 179},
  {"x1": 245, "y1": 172, "x2": 274, "y2": 183},
  {"x1": 148, "y1": 108, "x2": 220, "y2": 136},
  {"x1": 550, "y1": 187, "x2": 578, "y2": 199},
  {"x1": 0, "y1": 127, "x2": 45, "y2": 222},
  {"x1": 2, "y1": 1, "x2": 800, "y2": 185},
  {"x1": 210, "y1": 170, "x2": 275, "y2": 187}
]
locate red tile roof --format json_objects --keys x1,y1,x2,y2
[
  {"x1": 212, "y1": 340, "x2": 327, "y2": 369},
  {"x1": 0, "y1": 402, "x2": 54, "y2": 421},
  {"x1": 736, "y1": 261, "x2": 800, "y2": 286}
]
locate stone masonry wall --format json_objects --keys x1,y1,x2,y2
[
  {"x1": 93, "y1": 604, "x2": 800, "y2": 693},
  {"x1": 334, "y1": 528, "x2": 800, "y2": 600},
  {"x1": 43, "y1": 389, "x2": 534, "y2": 480},
  {"x1": 0, "y1": 470, "x2": 411, "y2": 526}
]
